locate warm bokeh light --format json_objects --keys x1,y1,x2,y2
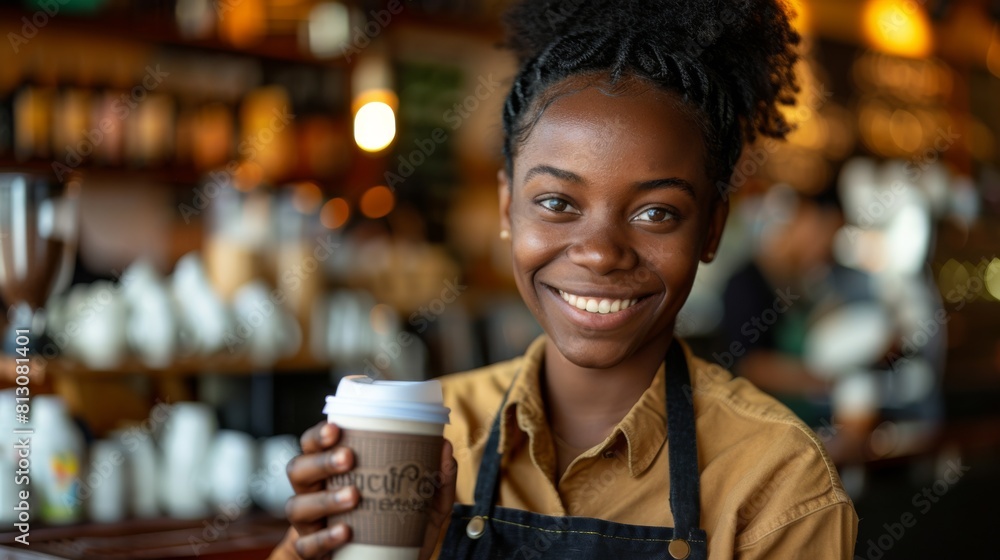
[
  {"x1": 233, "y1": 161, "x2": 264, "y2": 191},
  {"x1": 862, "y1": 0, "x2": 933, "y2": 59},
  {"x1": 291, "y1": 182, "x2": 322, "y2": 214},
  {"x1": 986, "y1": 258, "x2": 1000, "y2": 301},
  {"x1": 308, "y1": 2, "x2": 351, "y2": 58},
  {"x1": 320, "y1": 197, "x2": 350, "y2": 229},
  {"x1": 988, "y1": 25, "x2": 1000, "y2": 79},
  {"x1": 938, "y1": 259, "x2": 968, "y2": 298},
  {"x1": 353, "y1": 100, "x2": 396, "y2": 153},
  {"x1": 360, "y1": 185, "x2": 395, "y2": 219},
  {"x1": 784, "y1": 0, "x2": 810, "y2": 34},
  {"x1": 888, "y1": 109, "x2": 922, "y2": 152},
  {"x1": 217, "y1": 0, "x2": 266, "y2": 48}
]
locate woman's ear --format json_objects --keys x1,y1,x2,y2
[
  {"x1": 702, "y1": 196, "x2": 729, "y2": 262},
  {"x1": 498, "y1": 168, "x2": 512, "y2": 234}
]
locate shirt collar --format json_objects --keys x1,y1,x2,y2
[{"x1": 489, "y1": 335, "x2": 679, "y2": 478}]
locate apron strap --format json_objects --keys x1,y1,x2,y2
[
  {"x1": 469, "y1": 339, "x2": 702, "y2": 536},
  {"x1": 469, "y1": 370, "x2": 516, "y2": 518},
  {"x1": 664, "y1": 340, "x2": 701, "y2": 539}
]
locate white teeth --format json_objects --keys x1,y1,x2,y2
[{"x1": 558, "y1": 290, "x2": 638, "y2": 315}]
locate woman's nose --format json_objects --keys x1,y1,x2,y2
[{"x1": 565, "y1": 221, "x2": 638, "y2": 276}]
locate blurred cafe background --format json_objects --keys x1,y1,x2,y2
[{"x1": 0, "y1": 0, "x2": 998, "y2": 558}]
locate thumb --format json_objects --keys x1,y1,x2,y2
[{"x1": 419, "y1": 439, "x2": 457, "y2": 560}]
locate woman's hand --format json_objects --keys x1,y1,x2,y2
[
  {"x1": 285, "y1": 421, "x2": 359, "y2": 558},
  {"x1": 284, "y1": 421, "x2": 458, "y2": 560}
]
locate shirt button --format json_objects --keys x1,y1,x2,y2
[
  {"x1": 669, "y1": 538, "x2": 691, "y2": 559},
  {"x1": 602, "y1": 449, "x2": 616, "y2": 459},
  {"x1": 466, "y1": 516, "x2": 486, "y2": 539}
]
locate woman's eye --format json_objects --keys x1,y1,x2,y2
[
  {"x1": 633, "y1": 207, "x2": 674, "y2": 223},
  {"x1": 539, "y1": 198, "x2": 573, "y2": 213}
]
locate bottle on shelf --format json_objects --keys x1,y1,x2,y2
[
  {"x1": 30, "y1": 395, "x2": 85, "y2": 525},
  {"x1": 13, "y1": 54, "x2": 56, "y2": 162},
  {"x1": 0, "y1": 47, "x2": 20, "y2": 158},
  {"x1": 52, "y1": 52, "x2": 95, "y2": 173}
]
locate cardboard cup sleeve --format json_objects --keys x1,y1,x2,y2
[{"x1": 328, "y1": 429, "x2": 445, "y2": 547}]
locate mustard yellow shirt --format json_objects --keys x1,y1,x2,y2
[
  {"x1": 438, "y1": 335, "x2": 857, "y2": 558},
  {"x1": 270, "y1": 335, "x2": 858, "y2": 559}
]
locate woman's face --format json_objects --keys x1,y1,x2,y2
[{"x1": 499, "y1": 78, "x2": 728, "y2": 369}]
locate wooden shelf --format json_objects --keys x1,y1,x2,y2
[
  {"x1": 0, "y1": 156, "x2": 349, "y2": 188},
  {"x1": 0, "y1": 6, "x2": 348, "y2": 67},
  {"x1": 45, "y1": 349, "x2": 331, "y2": 378},
  {"x1": 0, "y1": 350, "x2": 332, "y2": 383},
  {"x1": 0, "y1": 157, "x2": 203, "y2": 186}
]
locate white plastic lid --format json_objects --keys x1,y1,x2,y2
[{"x1": 324, "y1": 375, "x2": 451, "y2": 425}]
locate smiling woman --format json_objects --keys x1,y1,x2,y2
[
  {"x1": 498, "y1": 81, "x2": 721, "y2": 372},
  {"x1": 274, "y1": 1, "x2": 859, "y2": 560}
]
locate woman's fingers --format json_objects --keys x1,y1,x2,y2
[
  {"x1": 287, "y1": 446, "x2": 355, "y2": 494},
  {"x1": 300, "y1": 421, "x2": 340, "y2": 454},
  {"x1": 286, "y1": 486, "x2": 360, "y2": 525},
  {"x1": 293, "y1": 522, "x2": 351, "y2": 559}
]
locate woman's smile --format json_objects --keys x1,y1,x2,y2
[{"x1": 543, "y1": 282, "x2": 657, "y2": 330}]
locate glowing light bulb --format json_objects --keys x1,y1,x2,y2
[
  {"x1": 354, "y1": 101, "x2": 396, "y2": 152},
  {"x1": 862, "y1": 0, "x2": 933, "y2": 59}
]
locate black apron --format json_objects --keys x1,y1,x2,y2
[{"x1": 440, "y1": 341, "x2": 707, "y2": 559}]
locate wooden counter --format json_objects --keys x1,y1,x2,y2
[{"x1": 0, "y1": 514, "x2": 286, "y2": 560}]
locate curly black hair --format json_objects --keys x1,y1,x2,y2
[{"x1": 501, "y1": 0, "x2": 801, "y2": 186}]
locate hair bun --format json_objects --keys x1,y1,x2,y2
[{"x1": 501, "y1": 0, "x2": 801, "y2": 180}]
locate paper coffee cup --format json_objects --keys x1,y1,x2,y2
[{"x1": 324, "y1": 376, "x2": 451, "y2": 560}]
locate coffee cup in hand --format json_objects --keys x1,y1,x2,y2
[{"x1": 324, "y1": 376, "x2": 451, "y2": 560}]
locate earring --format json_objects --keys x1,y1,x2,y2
[
  {"x1": 500, "y1": 229, "x2": 510, "y2": 240},
  {"x1": 705, "y1": 251, "x2": 715, "y2": 261}
]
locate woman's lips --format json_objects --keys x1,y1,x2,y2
[
  {"x1": 557, "y1": 289, "x2": 637, "y2": 314},
  {"x1": 544, "y1": 285, "x2": 652, "y2": 330}
]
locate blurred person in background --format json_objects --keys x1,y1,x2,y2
[
  {"x1": 721, "y1": 188, "x2": 848, "y2": 421},
  {"x1": 721, "y1": 183, "x2": 945, "y2": 468}
]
